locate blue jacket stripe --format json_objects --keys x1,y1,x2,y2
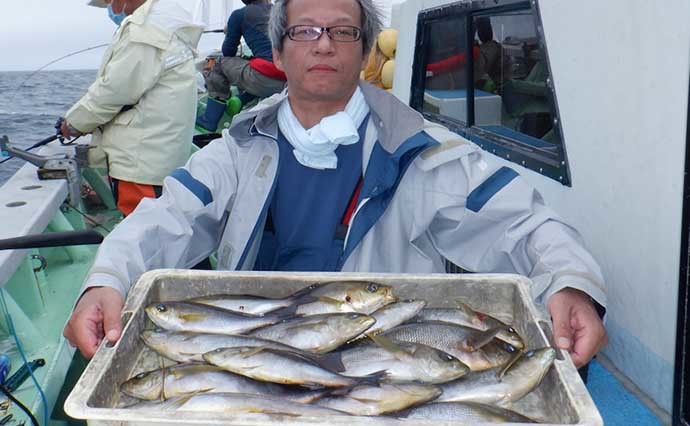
[
  {"x1": 340, "y1": 131, "x2": 438, "y2": 266},
  {"x1": 466, "y1": 166, "x2": 519, "y2": 213},
  {"x1": 170, "y1": 168, "x2": 213, "y2": 206}
]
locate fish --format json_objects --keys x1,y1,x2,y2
[
  {"x1": 398, "y1": 401, "x2": 536, "y2": 422},
  {"x1": 413, "y1": 303, "x2": 525, "y2": 350},
  {"x1": 315, "y1": 383, "x2": 441, "y2": 416},
  {"x1": 183, "y1": 294, "x2": 296, "y2": 316},
  {"x1": 203, "y1": 347, "x2": 380, "y2": 388},
  {"x1": 129, "y1": 392, "x2": 348, "y2": 416},
  {"x1": 326, "y1": 335, "x2": 469, "y2": 384},
  {"x1": 279, "y1": 281, "x2": 397, "y2": 316},
  {"x1": 381, "y1": 322, "x2": 512, "y2": 371},
  {"x1": 120, "y1": 362, "x2": 329, "y2": 403},
  {"x1": 144, "y1": 301, "x2": 287, "y2": 334},
  {"x1": 140, "y1": 330, "x2": 340, "y2": 366},
  {"x1": 437, "y1": 347, "x2": 556, "y2": 405},
  {"x1": 356, "y1": 300, "x2": 426, "y2": 338},
  {"x1": 249, "y1": 313, "x2": 376, "y2": 353}
]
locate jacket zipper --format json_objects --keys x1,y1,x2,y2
[
  {"x1": 235, "y1": 124, "x2": 279, "y2": 270},
  {"x1": 342, "y1": 196, "x2": 370, "y2": 259}
]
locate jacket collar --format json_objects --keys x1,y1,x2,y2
[
  {"x1": 231, "y1": 82, "x2": 425, "y2": 152},
  {"x1": 128, "y1": 0, "x2": 156, "y2": 26},
  {"x1": 358, "y1": 81, "x2": 424, "y2": 153}
]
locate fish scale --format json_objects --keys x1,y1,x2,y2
[
  {"x1": 249, "y1": 313, "x2": 375, "y2": 353},
  {"x1": 333, "y1": 340, "x2": 469, "y2": 383},
  {"x1": 400, "y1": 401, "x2": 536, "y2": 422},
  {"x1": 120, "y1": 363, "x2": 329, "y2": 403},
  {"x1": 144, "y1": 301, "x2": 286, "y2": 335},
  {"x1": 437, "y1": 347, "x2": 557, "y2": 405},
  {"x1": 381, "y1": 322, "x2": 512, "y2": 371},
  {"x1": 140, "y1": 330, "x2": 313, "y2": 363}
]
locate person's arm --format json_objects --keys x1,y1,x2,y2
[
  {"x1": 222, "y1": 9, "x2": 244, "y2": 57},
  {"x1": 64, "y1": 29, "x2": 162, "y2": 134},
  {"x1": 427, "y1": 145, "x2": 606, "y2": 367},
  {"x1": 63, "y1": 138, "x2": 238, "y2": 358}
]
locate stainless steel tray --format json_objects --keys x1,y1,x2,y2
[{"x1": 65, "y1": 270, "x2": 602, "y2": 425}]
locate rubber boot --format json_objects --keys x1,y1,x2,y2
[{"x1": 196, "y1": 97, "x2": 226, "y2": 132}]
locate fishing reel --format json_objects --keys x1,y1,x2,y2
[{"x1": 0, "y1": 135, "x2": 89, "y2": 207}]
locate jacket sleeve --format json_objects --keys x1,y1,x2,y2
[
  {"x1": 222, "y1": 9, "x2": 244, "y2": 57},
  {"x1": 65, "y1": 29, "x2": 162, "y2": 134},
  {"x1": 80, "y1": 138, "x2": 238, "y2": 299},
  {"x1": 429, "y1": 150, "x2": 607, "y2": 309}
]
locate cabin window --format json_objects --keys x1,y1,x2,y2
[{"x1": 410, "y1": 0, "x2": 570, "y2": 185}]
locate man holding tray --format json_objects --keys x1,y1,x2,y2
[{"x1": 64, "y1": 0, "x2": 607, "y2": 372}]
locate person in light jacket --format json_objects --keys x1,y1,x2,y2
[
  {"x1": 64, "y1": 0, "x2": 607, "y2": 370},
  {"x1": 60, "y1": 0, "x2": 203, "y2": 215}
]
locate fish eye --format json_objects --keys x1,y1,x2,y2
[
  {"x1": 345, "y1": 295, "x2": 352, "y2": 302},
  {"x1": 155, "y1": 303, "x2": 167, "y2": 312},
  {"x1": 507, "y1": 327, "x2": 516, "y2": 333},
  {"x1": 347, "y1": 313, "x2": 360, "y2": 319},
  {"x1": 504, "y1": 344, "x2": 518, "y2": 353},
  {"x1": 442, "y1": 354, "x2": 454, "y2": 362},
  {"x1": 525, "y1": 350, "x2": 535, "y2": 357},
  {"x1": 367, "y1": 283, "x2": 378, "y2": 292},
  {"x1": 135, "y1": 372, "x2": 148, "y2": 379}
]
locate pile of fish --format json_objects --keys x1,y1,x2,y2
[{"x1": 121, "y1": 281, "x2": 557, "y2": 423}]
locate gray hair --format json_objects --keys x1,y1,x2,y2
[{"x1": 269, "y1": 0, "x2": 384, "y2": 54}]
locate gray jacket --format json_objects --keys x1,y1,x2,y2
[{"x1": 85, "y1": 82, "x2": 606, "y2": 309}]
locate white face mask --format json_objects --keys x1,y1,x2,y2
[{"x1": 278, "y1": 87, "x2": 370, "y2": 170}]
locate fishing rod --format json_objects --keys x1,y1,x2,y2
[
  {"x1": 8, "y1": 43, "x2": 109, "y2": 104},
  {"x1": 0, "y1": 119, "x2": 80, "y2": 165},
  {"x1": 2, "y1": 43, "x2": 105, "y2": 163}
]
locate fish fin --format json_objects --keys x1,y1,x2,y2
[
  {"x1": 455, "y1": 300, "x2": 484, "y2": 317},
  {"x1": 160, "y1": 390, "x2": 203, "y2": 410},
  {"x1": 454, "y1": 300, "x2": 476, "y2": 311},
  {"x1": 242, "y1": 346, "x2": 269, "y2": 358},
  {"x1": 289, "y1": 293, "x2": 319, "y2": 306},
  {"x1": 464, "y1": 327, "x2": 501, "y2": 351},
  {"x1": 271, "y1": 307, "x2": 303, "y2": 321},
  {"x1": 367, "y1": 333, "x2": 414, "y2": 359},
  {"x1": 269, "y1": 302, "x2": 302, "y2": 318},
  {"x1": 496, "y1": 349, "x2": 524, "y2": 381},
  {"x1": 317, "y1": 296, "x2": 347, "y2": 306},
  {"x1": 356, "y1": 370, "x2": 387, "y2": 386},
  {"x1": 323, "y1": 384, "x2": 357, "y2": 397},
  {"x1": 312, "y1": 352, "x2": 346, "y2": 373},
  {"x1": 289, "y1": 283, "x2": 324, "y2": 299}
]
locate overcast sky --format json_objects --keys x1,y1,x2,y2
[
  {"x1": 0, "y1": 0, "x2": 228, "y2": 72},
  {"x1": 0, "y1": 0, "x2": 396, "y2": 72}
]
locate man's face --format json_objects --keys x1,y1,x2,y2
[{"x1": 273, "y1": 0, "x2": 368, "y2": 107}]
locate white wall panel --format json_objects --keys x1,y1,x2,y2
[{"x1": 393, "y1": 0, "x2": 690, "y2": 412}]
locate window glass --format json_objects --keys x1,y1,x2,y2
[
  {"x1": 474, "y1": 12, "x2": 561, "y2": 146},
  {"x1": 422, "y1": 17, "x2": 469, "y2": 123},
  {"x1": 410, "y1": 1, "x2": 570, "y2": 185}
]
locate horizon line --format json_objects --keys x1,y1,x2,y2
[{"x1": 0, "y1": 68, "x2": 99, "y2": 73}]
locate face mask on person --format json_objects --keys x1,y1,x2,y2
[{"x1": 107, "y1": 3, "x2": 127, "y2": 26}]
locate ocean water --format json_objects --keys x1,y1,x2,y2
[{"x1": 0, "y1": 69, "x2": 96, "y2": 185}]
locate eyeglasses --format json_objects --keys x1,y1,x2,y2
[{"x1": 284, "y1": 25, "x2": 362, "y2": 42}]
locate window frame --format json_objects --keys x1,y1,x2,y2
[{"x1": 409, "y1": 0, "x2": 571, "y2": 186}]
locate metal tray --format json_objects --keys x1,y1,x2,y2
[{"x1": 65, "y1": 270, "x2": 602, "y2": 425}]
